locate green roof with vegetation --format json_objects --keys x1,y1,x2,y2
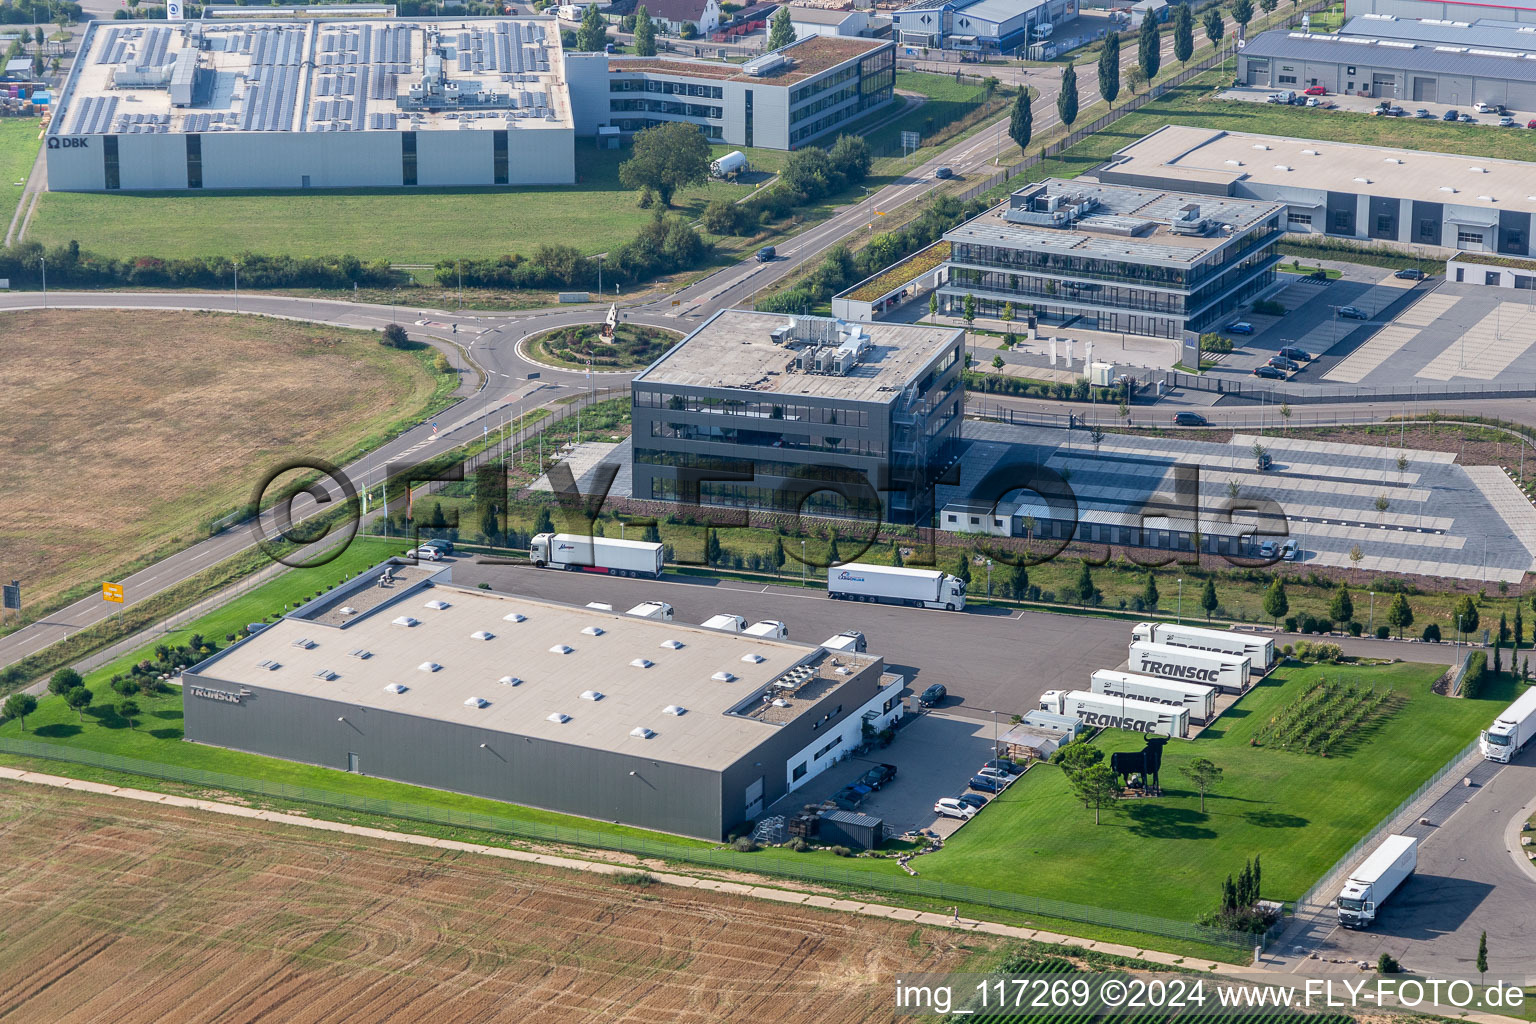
[{"x1": 845, "y1": 240, "x2": 950, "y2": 302}]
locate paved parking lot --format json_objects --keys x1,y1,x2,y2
[
  {"x1": 1220, "y1": 85, "x2": 1530, "y2": 124},
  {"x1": 763, "y1": 710, "x2": 1009, "y2": 839}
]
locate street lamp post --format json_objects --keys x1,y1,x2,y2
[
  {"x1": 1177, "y1": 578, "x2": 1183, "y2": 624},
  {"x1": 38, "y1": 255, "x2": 46, "y2": 307},
  {"x1": 232, "y1": 260, "x2": 239, "y2": 313},
  {"x1": 1368, "y1": 591, "x2": 1375, "y2": 634},
  {"x1": 986, "y1": 558, "x2": 993, "y2": 597},
  {"x1": 802, "y1": 540, "x2": 807, "y2": 586}
]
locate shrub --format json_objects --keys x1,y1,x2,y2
[
  {"x1": 1378, "y1": 953, "x2": 1400, "y2": 974},
  {"x1": 1313, "y1": 643, "x2": 1343, "y2": 663},
  {"x1": 1252, "y1": 299, "x2": 1286, "y2": 316},
  {"x1": 731, "y1": 836, "x2": 758, "y2": 852},
  {"x1": 1298, "y1": 613, "x2": 1316, "y2": 635},
  {"x1": 1376, "y1": 625, "x2": 1391, "y2": 639},
  {"x1": 1423, "y1": 623, "x2": 1442, "y2": 642},
  {"x1": 1348, "y1": 620, "x2": 1363, "y2": 637},
  {"x1": 1284, "y1": 616, "x2": 1298, "y2": 633},
  {"x1": 786, "y1": 837, "x2": 809, "y2": 852},
  {"x1": 1463, "y1": 651, "x2": 1488, "y2": 698},
  {"x1": 829, "y1": 845, "x2": 853, "y2": 857},
  {"x1": 614, "y1": 871, "x2": 656, "y2": 887}
]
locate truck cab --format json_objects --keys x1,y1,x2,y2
[
  {"x1": 743, "y1": 620, "x2": 788, "y2": 639},
  {"x1": 821, "y1": 630, "x2": 867, "y2": 653},
  {"x1": 1336, "y1": 879, "x2": 1378, "y2": 927},
  {"x1": 944, "y1": 574, "x2": 967, "y2": 610},
  {"x1": 701, "y1": 613, "x2": 747, "y2": 633}
]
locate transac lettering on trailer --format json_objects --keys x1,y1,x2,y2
[
  {"x1": 1078, "y1": 711, "x2": 1165, "y2": 733},
  {"x1": 1135, "y1": 659, "x2": 1220, "y2": 683},
  {"x1": 1166, "y1": 638, "x2": 1255, "y2": 660},
  {"x1": 1098, "y1": 685, "x2": 1186, "y2": 709}
]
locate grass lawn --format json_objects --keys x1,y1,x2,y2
[
  {"x1": 0, "y1": 117, "x2": 43, "y2": 227},
  {"x1": 27, "y1": 144, "x2": 754, "y2": 263},
  {"x1": 1, "y1": 310, "x2": 453, "y2": 615},
  {"x1": 916, "y1": 661, "x2": 1514, "y2": 919},
  {"x1": 527, "y1": 322, "x2": 681, "y2": 371}
]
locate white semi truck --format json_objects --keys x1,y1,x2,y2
[
  {"x1": 1039, "y1": 689, "x2": 1190, "y2": 739},
  {"x1": 742, "y1": 620, "x2": 789, "y2": 640},
  {"x1": 1128, "y1": 641, "x2": 1250, "y2": 695},
  {"x1": 1337, "y1": 834, "x2": 1417, "y2": 928},
  {"x1": 827, "y1": 563, "x2": 966, "y2": 611},
  {"x1": 530, "y1": 533, "x2": 665, "y2": 578},
  {"x1": 1479, "y1": 685, "x2": 1536, "y2": 762},
  {"x1": 1131, "y1": 622, "x2": 1274, "y2": 672},
  {"x1": 1091, "y1": 669, "x2": 1217, "y2": 724},
  {"x1": 701, "y1": 613, "x2": 747, "y2": 633},
  {"x1": 625, "y1": 601, "x2": 674, "y2": 621},
  {"x1": 821, "y1": 630, "x2": 868, "y2": 654}
]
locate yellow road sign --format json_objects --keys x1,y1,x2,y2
[{"x1": 102, "y1": 582, "x2": 124, "y2": 604}]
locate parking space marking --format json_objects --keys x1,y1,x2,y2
[
  {"x1": 1417, "y1": 301, "x2": 1536, "y2": 380},
  {"x1": 1323, "y1": 324, "x2": 1421, "y2": 383}
]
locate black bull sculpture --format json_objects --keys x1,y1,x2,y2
[{"x1": 1110, "y1": 736, "x2": 1169, "y2": 792}]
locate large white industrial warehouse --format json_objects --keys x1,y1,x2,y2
[{"x1": 46, "y1": 15, "x2": 576, "y2": 191}]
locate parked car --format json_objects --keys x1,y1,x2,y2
[
  {"x1": 976, "y1": 766, "x2": 1011, "y2": 782},
  {"x1": 1253, "y1": 365, "x2": 1287, "y2": 380},
  {"x1": 1414, "y1": 108, "x2": 1433, "y2": 119},
  {"x1": 1282, "y1": 538, "x2": 1300, "y2": 561},
  {"x1": 1474, "y1": 101, "x2": 1495, "y2": 113},
  {"x1": 918, "y1": 683, "x2": 947, "y2": 707},
  {"x1": 1394, "y1": 268, "x2": 1426, "y2": 280},
  {"x1": 982, "y1": 758, "x2": 1022, "y2": 775},
  {"x1": 1305, "y1": 97, "x2": 1322, "y2": 107},
  {"x1": 408, "y1": 546, "x2": 443, "y2": 561},
  {"x1": 1258, "y1": 540, "x2": 1279, "y2": 559},
  {"x1": 1277, "y1": 346, "x2": 1312, "y2": 361},
  {"x1": 1528, "y1": 119, "x2": 1536, "y2": 129},
  {"x1": 833, "y1": 786, "x2": 866, "y2": 809},
  {"x1": 1388, "y1": 106, "x2": 1406, "y2": 117},
  {"x1": 1500, "y1": 116, "x2": 1517, "y2": 127},
  {"x1": 1460, "y1": 114, "x2": 1477, "y2": 123},
  {"x1": 422, "y1": 538, "x2": 454, "y2": 555},
  {"x1": 1173, "y1": 411, "x2": 1208, "y2": 426},
  {"x1": 755, "y1": 246, "x2": 776, "y2": 262},
  {"x1": 1304, "y1": 85, "x2": 1327, "y2": 96},
  {"x1": 968, "y1": 775, "x2": 1004, "y2": 793},
  {"x1": 860, "y1": 764, "x2": 898, "y2": 790},
  {"x1": 1268, "y1": 356, "x2": 1300, "y2": 372},
  {"x1": 956, "y1": 792, "x2": 989, "y2": 810},
  {"x1": 934, "y1": 166, "x2": 954, "y2": 179},
  {"x1": 1225, "y1": 320, "x2": 1254, "y2": 334},
  {"x1": 934, "y1": 797, "x2": 977, "y2": 820},
  {"x1": 1339, "y1": 305, "x2": 1369, "y2": 320},
  {"x1": 1443, "y1": 109, "x2": 1460, "y2": 121}
]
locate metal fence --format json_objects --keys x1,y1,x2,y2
[
  {"x1": 1292, "y1": 735, "x2": 1481, "y2": 911},
  {"x1": 0, "y1": 737, "x2": 1261, "y2": 951},
  {"x1": 1162, "y1": 370, "x2": 1536, "y2": 405}
]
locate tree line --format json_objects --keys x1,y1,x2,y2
[{"x1": 0, "y1": 240, "x2": 396, "y2": 290}]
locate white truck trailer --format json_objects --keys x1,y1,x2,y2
[
  {"x1": 530, "y1": 533, "x2": 665, "y2": 578},
  {"x1": 625, "y1": 601, "x2": 674, "y2": 621},
  {"x1": 701, "y1": 613, "x2": 747, "y2": 633},
  {"x1": 1131, "y1": 622, "x2": 1274, "y2": 672},
  {"x1": 1479, "y1": 685, "x2": 1536, "y2": 762},
  {"x1": 1039, "y1": 689, "x2": 1190, "y2": 739},
  {"x1": 821, "y1": 630, "x2": 867, "y2": 654},
  {"x1": 827, "y1": 563, "x2": 966, "y2": 611},
  {"x1": 1128, "y1": 641, "x2": 1251, "y2": 695},
  {"x1": 1337, "y1": 834, "x2": 1417, "y2": 928},
  {"x1": 742, "y1": 619, "x2": 788, "y2": 640},
  {"x1": 1091, "y1": 669, "x2": 1217, "y2": 724}
]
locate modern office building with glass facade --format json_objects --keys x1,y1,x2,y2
[
  {"x1": 569, "y1": 34, "x2": 894, "y2": 149},
  {"x1": 937, "y1": 179, "x2": 1285, "y2": 339},
  {"x1": 630, "y1": 310, "x2": 965, "y2": 523}
]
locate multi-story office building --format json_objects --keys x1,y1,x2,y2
[
  {"x1": 1099, "y1": 126, "x2": 1536, "y2": 259},
  {"x1": 575, "y1": 34, "x2": 894, "y2": 148},
  {"x1": 630, "y1": 310, "x2": 965, "y2": 523},
  {"x1": 938, "y1": 179, "x2": 1285, "y2": 339}
]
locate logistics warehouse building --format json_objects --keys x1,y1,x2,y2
[
  {"x1": 1099, "y1": 125, "x2": 1536, "y2": 259},
  {"x1": 182, "y1": 562, "x2": 905, "y2": 841},
  {"x1": 47, "y1": 16, "x2": 576, "y2": 191}
]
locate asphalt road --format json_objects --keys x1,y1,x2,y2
[
  {"x1": 445, "y1": 558, "x2": 1462, "y2": 715},
  {"x1": 1293, "y1": 742, "x2": 1536, "y2": 977}
]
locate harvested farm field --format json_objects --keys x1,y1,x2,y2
[{"x1": 0, "y1": 783, "x2": 994, "y2": 1023}]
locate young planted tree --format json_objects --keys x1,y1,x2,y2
[
  {"x1": 1070, "y1": 763, "x2": 1122, "y2": 824},
  {"x1": 928, "y1": 292, "x2": 939, "y2": 317},
  {"x1": 1057, "y1": 61, "x2": 1079, "y2": 129},
  {"x1": 1180, "y1": 756, "x2": 1223, "y2": 811},
  {"x1": 1453, "y1": 594, "x2": 1480, "y2": 640},
  {"x1": 954, "y1": 554, "x2": 972, "y2": 587},
  {"x1": 1173, "y1": 2, "x2": 1194, "y2": 64},
  {"x1": 1138, "y1": 10, "x2": 1161, "y2": 82},
  {"x1": 1074, "y1": 560, "x2": 1098, "y2": 607},
  {"x1": 65, "y1": 686, "x2": 94, "y2": 724},
  {"x1": 1202, "y1": 7, "x2": 1225, "y2": 47},
  {"x1": 962, "y1": 293, "x2": 976, "y2": 327},
  {"x1": 1052, "y1": 740, "x2": 1105, "y2": 775},
  {"x1": 619, "y1": 122, "x2": 712, "y2": 207},
  {"x1": 576, "y1": 4, "x2": 608, "y2": 52},
  {"x1": 632, "y1": 5, "x2": 656, "y2": 56},
  {"x1": 1386, "y1": 593, "x2": 1414, "y2": 640},
  {"x1": 1009, "y1": 86, "x2": 1033, "y2": 151},
  {"x1": 771, "y1": 537, "x2": 785, "y2": 576},
  {"x1": 768, "y1": 6, "x2": 795, "y2": 50},
  {"x1": 1263, "y1": 579, "x2": 1288, "y2": 628},
  {"x1": 1142, "y1": 572, "x2": 1159, "y2": 611},
  {"x1": 118, "y1": 698, "x2": 141, "y2": 730},
  {"x1": 48, "y1": 668, "x2": 83, "y2": 697},
  {"x1": 1329, "y1": 585, "x2": 1354, "y2": 626},
  {"x1": 1098, "y1": 30, "x2": 1121, "y2": 105},
  {"x1": 3, "y1": 693, "x2": 38, "y2": 731},
  {"x1": 1230, "y1": 0, "x2": 1254, "y2": 34},
  {"x1": 1477, "y1": 931, "x2": 1488, "y2": 984}
]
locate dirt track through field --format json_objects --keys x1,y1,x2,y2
[{"x1": 0, "y1": 783, "x2": 992, "y2": 1022}]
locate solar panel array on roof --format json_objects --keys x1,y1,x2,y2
[
  {"x1": 96, "y1": 26, "x2": 173, "y2": 67},
  {"x1": 69, "y1": 95, "x2": 119, "y2": 134}
]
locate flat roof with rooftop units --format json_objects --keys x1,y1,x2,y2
[
  {"x1": 182, "y1": 561, "x2": 904, "y2": 839},
  {"x1": 47, "y1": 15, "x2": 574, "y2": 190}
]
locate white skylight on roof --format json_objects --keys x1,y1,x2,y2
[
  {"x1": 470, "y1": 630, "x2": 495, "y2": 641},
  {"x1": 663, "y1": 704, "x2": 686, "y2": 716},
  {"x1": 464, "y1": 696, "x2": 489, "y2": 708},
  {"x1": 630, "y1": 726, "x2": 655, "y2": 739},
  {"x1": 547, "y1": 712, "x2": 570, "y2": 724},
  {"x1": 631, "y1": 658, "x2": 653, "y2": 669},
  {"x1": 580, "y1": 689, "x2": 604, "y2": 701},
  {"x1": 549, "y1": 644, "x2": 574, "y2": 655},
  {"x1": 498, "y1": 675, "x2": 523, "y2": 686},
  {"x1": 581, "y1": 625, "x2": 605, "y2": 636},
  {"x1": 419, "y1": 661, "x2": 441, "y2": 673},
  {"x1": 392, "y1": 616, "x2": 419, "y2": 627},
  {"x1": 659, "y1": 639, "x2": 685, "y2": 650},
  {"x1": 384, "y1": 683, "x2": 407, "y2": 694},
  {"x1": 741, "y1": 653, "x2": 765, "y2": 664},
  {"x1": 503, "y1": 612, "x2": 527, "y2": 623},
  {"x1": 424, "y1": 600, "x2": 451, "y2": 610},
  {"x1": 711, "y1": 671, "x2": 737, "y2": 682}
]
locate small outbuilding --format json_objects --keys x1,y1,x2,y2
[{"x1": 817, "y1": 809, "x2": 885, "y2": 851}]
